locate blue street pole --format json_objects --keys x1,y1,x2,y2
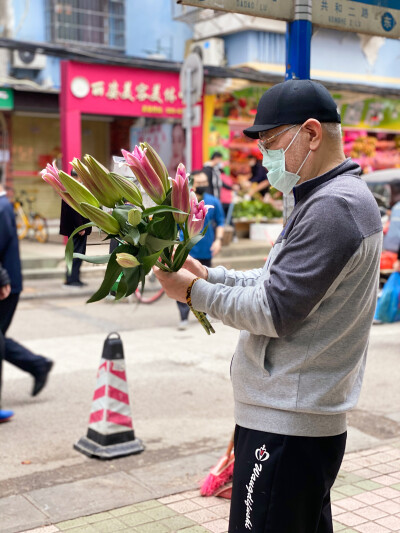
[{"x1": 285, "y1": 0, "x2": 312, "y2": 80}]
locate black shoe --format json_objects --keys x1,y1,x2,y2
[{"x1": 32, "y1": 359, "x2": 54, "y2": 396}]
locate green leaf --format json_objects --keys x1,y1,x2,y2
[
  {"x1": 112, "y1": 207, "x2": 130, "y2": 227},
  {"x1": 123, "y1": 266, "x2": 141, "y2": 296},
  {"x1": 73, "y1": 253, "x2": 110, "y2": 264},
  {"x1": 151, "y1": 212, "x2": 177, "y2": 241},
  {"x1": 141, "y1": 250, "x2": 162, "y2": 274},
  {"x1": 125, "y1": 226, "x2": 140, "y2": 245},
  {"x1": 115, "y1": 274, "x2": 128, "y2": 301},
  {"x1": 172, "y1": 234, "x2": 204, "y2": 271},
  {"x1": 86, "y1": 244, "x2": 132, "y2": 303},
  {"x1": 142, "y1": 205, "x2": 187, "y2": 217},
  {"x1": 65, "y1": 223, "x2": 96, "y2": 274},
  {"x1": 144, "y1": 234, "x2": 179, "y2": 254}
]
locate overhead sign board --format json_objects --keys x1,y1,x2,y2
[
  {"x1": 0, "y1": 88, "x2": 14, "y2": 110},
  {"x1": 312, "y1": 0, "x2": 400, "y2": 38},
  {"x1": 178, "y1": 0, "x2": 294, "y2": 21}
]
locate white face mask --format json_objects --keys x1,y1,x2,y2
[{"x1": 259, "y1": 126, "x2": 311, "y2": 195}]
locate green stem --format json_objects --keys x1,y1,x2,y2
[
  {"x1": 155, "y1": 260, "x2": 172, "y2": 272},
  {"x1": 160, "y1": 251, "x2": 173, "y2": 269}
]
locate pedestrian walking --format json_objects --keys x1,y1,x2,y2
[
  {"x1": 177, "y1": 170, "x2": 225, "y2": 330},
  {"x1": 60, "y1": 170, "x2": 92, "y2": 288},
  {"x1": 154, "y1": 79, "x2": 382, "y2": 533},
  {"x1": 0, "y1": 262, "x2": 14, "y2": 422},
  {"x1": 203, "y1": 151, "x2": 224, "y2": 199},
  {"x1": 0, "y1": 181, "x2": 53, "y2": 399}
]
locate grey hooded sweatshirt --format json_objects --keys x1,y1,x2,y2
[{"x1": 191, "y1": 159, "x2": 382, "y2": 437}]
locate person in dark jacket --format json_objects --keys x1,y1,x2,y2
[
  {"x1": 0, "y1": 263, "x2": 13, "y2": 422},
  {"x1": 0, "y1": 182, "x2": 53, "y2": 400},
  {"x1": 59, "y1": 170, "x2": 92, "y2": 288}
]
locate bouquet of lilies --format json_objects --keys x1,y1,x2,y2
[{"x1": 41, "y1": 143, "x2": 215, "y2": 334}]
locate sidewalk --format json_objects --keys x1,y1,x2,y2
[{"x1": 14, "y1": 439, "x2": 400, "y2": 533}]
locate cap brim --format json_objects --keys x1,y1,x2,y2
[{"x1": 242, "y1": 123, "x2": 289, "y2": 139}]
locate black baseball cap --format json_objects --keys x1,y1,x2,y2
[{"x1": 243, "y1": 79, "x2": 341, "y2": 139}]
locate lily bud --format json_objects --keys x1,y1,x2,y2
[
  {"x1": 127, "y1": 208, "x2": 142, "y2": 227},
  {"x1": 121, "y1": 146, "x2": 166, "y2": 205},
  {"x1": 83, "y1": 155, "x2": 123, "y2": 207},
  {"x1": 79, "y1": 203, "x2": 120, "y2": 235},
  {"x1": 187, "y1": 191, "x2": 212, "y2": 239},
  {"x1": 57, "y1": 170, "x2": 100, "y2": 208},
  {"x1": 171, "y1": 163, "x2": 189, "y2": 224},
  {"x1": 140, "y1": 142, "x2": 169, "y2": 193},
  {"x1": 109, "y1": 172, "x2": 143, "y2": 207},
  {"x1": 41, "y1": 163, "x2": 89, "y2": 217},
  {"x1": 70, "y1": 158, "x2": 104, "y2": 201},
  {"x1": 116, "y1": 253, "x2": 140, "y2": 269}
]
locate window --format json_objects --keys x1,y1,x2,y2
[{"x1": 46, "y1": 0, "x2": 125, "y2": 51}]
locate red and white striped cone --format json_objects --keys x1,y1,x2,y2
[{"x1": 74, "y1": 332, "x2": 144, "y2": 459}]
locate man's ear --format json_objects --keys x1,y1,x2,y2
[{"x1": 302, "y1": 119, "x2": 322, "y2": 151}]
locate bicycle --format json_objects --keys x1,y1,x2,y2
[
  {"x1": 13, "y1": 190, "x2": 48, "y2": 243},
  {"x1": 133, "y1": 270, "x2": 164, "y2": 304}
]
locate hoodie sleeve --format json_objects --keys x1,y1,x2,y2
[{"x1": 206, "y1": 265, "x2": 264, "y2": 287}]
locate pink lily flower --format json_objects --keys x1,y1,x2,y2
[
  {"x1": 121, "y1": 145, "x2": 166, "y2": 205},
  {"x1": 187, "y1": 190, "x2": 213, "y2": 239},
  {"x1": 171, "y1": 163, "x2": 189, "y2": 224},
  {"x1": 41, "y1": 163, "x2": 87, "y2": 217}
]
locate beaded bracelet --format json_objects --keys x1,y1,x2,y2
[{"x1": 186, "y1": 277, "x2": 201, "y2": 308}]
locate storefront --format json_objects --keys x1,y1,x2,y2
[{"x1": 60, "y1": 60, "x2": 202, "y2": 206}]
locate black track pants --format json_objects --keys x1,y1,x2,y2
[{"x1": 229, "y1": 425, "x2": 347, "y2": 533}]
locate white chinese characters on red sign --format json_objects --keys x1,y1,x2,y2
[{"x1": 70, "y1": 77, "x2": 181, "y2": 105}]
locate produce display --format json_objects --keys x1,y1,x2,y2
[
  {"x1": 233, "y1": 199, "x2": 282, "y2": 221},
  {"x1": 343, "y1": 130, "x2": 400, "y2": 171}
]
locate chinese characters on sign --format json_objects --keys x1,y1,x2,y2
[
  {"x1": 70, "y1": 76, "x2": 183, "y2": 117},
  {"x1": 178, "y1": 0, "x2": 294, "y2": 21},
  {"x1": 313, "y1": 0, "x2": 399, "y2": 38}
]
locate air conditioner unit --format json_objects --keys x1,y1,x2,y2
[
  {"x1": 12, "y1": 50, "x2": 47, "y2": 70},
  {"x1": 189, "y1": 38, "x2": 225, "y2": 67}
]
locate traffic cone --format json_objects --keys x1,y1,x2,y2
[{"x1": 74, "y1": 332, "x2": 144, "y2": 459}]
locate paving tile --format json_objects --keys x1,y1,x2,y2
[
  {"x1": 341, "y1": 462, "x2": 362, "y2": 472},
  {"x1": 87, "y1": 518, "x2": 126, "y2": 532},
  {"x1": 167, "y1": 500, "x2": 202, "y2": 514},
  {"x1": 143, "y1": 505, "x2": 177, "y2": 520},
  {"x1": 372, "y1": 487, "x2": 400, "y2": 499},
  {"x1": 24, "y1": 526, "x2": 60, "y2": 533},
  {"x1": 332, "y1": 490, "x2": 347, "y2": 501},
  {"x1": 333, "y1": 521, "x2": 347, "y2": 531},
  {"x1": 202, "y1": 519, "x2": 229, "y2": 533},
  {"x1": 158, "y1": 494, "x2": 186, "y2": 505},
  {"x1": 390, "y1": 483, "x2": 400, "y2": 490},
  {"x1": 354, "y1": 480, "x2": 384, "y2": 491},
  {"x1": 205, "y1": 503, "x2": 230, "y2": 519},
  {"x1": 134, "y1": 500, "x2": 163, "y2": 511},
  {"x1": 334, "y1": 497, "x2": 367, "y2": 512},
  {"x1": 376, "y1": 515, "x2": 400, "y2": 530},
  {"x1": 355, "y1": 506, "x2": 388, "y2": 520},
  {"x1": 375, "y1": 500, "x2": 400, "y2": 514},
  {"x1": 370, "y1": 464, "x2": 398, "y2": 475},
  {"x1": 159, "y1": 515, "x2": 197, "y2": 531},
  {"x1": 109, "y1": 504, "x2": 139, "y2": 517},
  {"x1": 354, "y1": 492, "x2": 386, "y2": 505},
  {"x1": 334, "y1": 512, "x2": 368, "y2": 527},
  {"x1": 335, "y1": 485, "x2": 365, "y2": 497},
  {"x1": 60, "y1": 526, "x2": 96, "y2": 533},
  {"x1": 353, "y1": 524, "x2": 391, "y2": 532},
  {"x1": 185, "y1": 508, "x2": 220, "y2": 523},
  {"x1": 0, "y1": 495, "x2": 49, "y2": 533},
  {"x1": 182, "y1": 490, "x2": 202, "y2": 499},
  {"x1": 85, "y1": 512, "x2": 114, "y2": 523},
  {"x1": 189, "y1": 496, "x2": 222, "y2": 509},
  {"x1": 388, "y1": 471, "x2": 400, "y2": 480},
  {"x1": 133, "y1": 522, "x2": 170, "y2": 533},
  {"x1": 371, "y1": 475, "x2": 400, "y2": 487},
  {"x1": 118, "y1": 512, "x2": 153, "y2": 527},
  {"x1": 180, "y1": 527, "x2": 210, "y2": 533},
  {"x1": 57, "y1": 518, "x2": 89, "y2": 530}
]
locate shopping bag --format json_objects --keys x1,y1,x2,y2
[{"x1": 374, "y1": 272, "x2": 400, "y2": 323}]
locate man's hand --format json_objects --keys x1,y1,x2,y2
[
  {"x1": 0, "y1": 284, "x2": 11, "y2": 300},
  {"x1": 79, "y1": 230, "x2": 85, "y2": 236},
  {"x1": 182, "y1": 255, "x2": 208, "y2": 280},
  {"x1": 210, "y1": 238, "x2": 222, "y2": 257},
  {"x1": 153, "y1": 267, "x2": 197, "y2": 303},
  {"x1": 394, "y1": 260, "x2": 400, "y2": 272}
]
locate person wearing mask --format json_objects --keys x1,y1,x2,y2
[
  {"x1": 203, "y1": 151, "x2": 224, "y2": 198},
  {"x1": 60, "y1": 170, "x2": 92, "y2": 288},
  {"x1": 154, "y1": 80, "x2": 382, "y2": 533},
  {"x1": 0, "y1": 181, "x2": 53, "y2": 398},
  {"x1": 177, "y1": 171, "x2": 225, "y2": 330}
]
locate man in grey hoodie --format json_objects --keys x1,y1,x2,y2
[{"x1": 155, "y1": 80, "x2": 382, "y2": 533}]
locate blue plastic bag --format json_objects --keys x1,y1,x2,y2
[{"x1": 374, "y1": 272, "x2": 400, "y2": 323}]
